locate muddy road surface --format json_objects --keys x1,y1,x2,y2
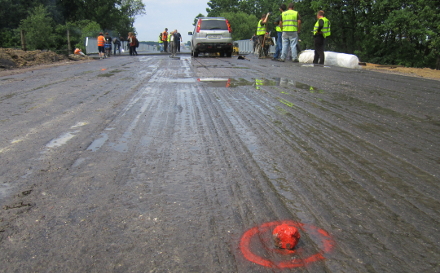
[{"x1": 0, "y1": 55, "x2": 439, "y2": 272}]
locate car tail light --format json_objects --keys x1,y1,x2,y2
[
  {"x1": 196, "y1": 19, "x2": 201, "y2": 33},
  {"x1": 226, "y1": 19, "x2": 232, "y2": 33}
]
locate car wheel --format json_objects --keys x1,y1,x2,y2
[
  {"x1": 193, "y1": 51, "x2": 198, "y2": 57},
  {"x1": 226, "y1": 51, "x2": 232, "y2": 57},
  {"x1": 219, "y1": 52, "x2": 225, "y2": 57}
]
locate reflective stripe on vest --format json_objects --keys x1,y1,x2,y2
[
  {"x1": 97, "y1": 36, "x2": 105, "y2": 46},
  {"x1": 257, "y1": 20, "x2": 265, "y2": 35},
  {"x1": 314, "y1": 17, "x2": 331, "y2": 37},
  {"x1": 282, "y1": 10, "x2": 298, "y2": 32},
  {"x1": 275, "y1": 25, "x2": 282, "y2": 32}
]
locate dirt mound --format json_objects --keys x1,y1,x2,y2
[
  {"x1": 0, "y1": 48, "x2": 71, "y2": 69},
  {"x1": 363, "y1": 63, "x2": 440, "y2": 80}
]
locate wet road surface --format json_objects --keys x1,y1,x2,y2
[{"x1": 0, "y1": 55, "x2": 439, "y2": 272}]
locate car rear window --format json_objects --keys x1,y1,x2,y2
[{"x1": 200, "y1": 20, "x2": 227, "y2": 30}]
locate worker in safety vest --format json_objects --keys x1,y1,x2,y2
[
  {"x1": 162, "y1": 28, "x2": 168, "y2": 53},
  {"x1": 256, "y1": 13, "x2": 270, "y2": 58},
  {"x1": 272, "y1": 4, "x2": 286, "y2": 60},
  {"x1": 158, "y1": 33, "x2": 164, "y2": 52},
  {"x1": 278, "y1": 3, "x2": 301, "y2": 62},
  {"x1": 313, "y1": 10, "x2": 331, "y2": 65},
  {"x1": 97, "y1": 32, "x2": 106, "y2": 59}
]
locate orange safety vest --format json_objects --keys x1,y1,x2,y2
[
  {"x1": 162, "y1": 31, "x2": 168, "y2": 42},
  {"x1": 97, "y1": 35, "x2": 105, "y2": 46}
]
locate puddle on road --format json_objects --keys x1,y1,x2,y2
[
  {"x1": 87, "y1": 133, "x2": 109, "y2": 152},
  {"x1": 0, "y1": 182, "x2": 13, "y2": 199},
  {"x1": 197, "y1": 77, "x2": 324, "y2": 93}
]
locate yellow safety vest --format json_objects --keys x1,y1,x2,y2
[
  {"x1": 282, "y1": 10, "x2": 298, "y2": 32},
  {"x1": 255, "y1": 79, "x2": 263, "y2": 90},
  {"x1": 314, "y1": 17, "x2": 331, "y2": 37},
  {"x1": 275, "y1": 25, "x2": 282, "y2": 32},
  {"x1": 257, "y1": 20, "x2": 266, "y2": 35}
]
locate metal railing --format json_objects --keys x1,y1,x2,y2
[
  {"x1": 85, "y1": 37, "x2": 158, "y2": 54},
  {"x1": 235, "y1": 38, "x2": 276, "y2": 54}
]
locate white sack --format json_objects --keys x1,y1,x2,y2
[{"x1": 299, "y1": 50, "x2": 360, "y2": 69}]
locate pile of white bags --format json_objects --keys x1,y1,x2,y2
[{"x1": 299, "y1": 50, "x2": 360, "y2": 69}]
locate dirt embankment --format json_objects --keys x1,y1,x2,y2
[
  {"x1": 0, "y1": 48, "x2": 92, "y2": 76},
  {"x1": 363, "y1": 63, "x2": 440, "y2": 81}
]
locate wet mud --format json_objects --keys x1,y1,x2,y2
[{"x1": 0, "y1": 55, "x2": 439, "y2": 272}]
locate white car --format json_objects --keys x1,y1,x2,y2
[{"x1": 188, "y1": 17, "x2": 233, "y2": 57}]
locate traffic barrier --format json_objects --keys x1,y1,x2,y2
[{"x1": 299, "y1": 50, "x2": 360, "y2": 69}]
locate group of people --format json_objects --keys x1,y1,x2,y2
[
  {"x1": 255, "y1": 3, "x2": 331, "y2": 65},
  {"x1": 158, "y1": 28, "x2": 182, "y2": 57},
  {"x1": 96, "y1": 32, "x2": 139, "y2": 59}
]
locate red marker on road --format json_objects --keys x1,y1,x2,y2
[
  {"x1": 240, "y1": 220, "x2": 335, "y2": 269},
  {"x1": 273, "y1": 223, "x2": 300, "y2": 250}
]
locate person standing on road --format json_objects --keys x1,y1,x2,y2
[
  {"x1": 175, "y1": 30, "x2": 182, "y2": 52},
  {"x1": 272, "y1": 4, "x2": 286, "y2": 61},
  {"x1": 132, "y1": 34, "x2": 138, "y2": 56},
  {"x1": 162, "y1": 28, "x2": 169, "y2": 53},
  {"x1": 256, "y1": 13, "x2": 269, "y2": 58},
  {"x1": 104, "y1": 32, "x2": 112, "y2": 58},
  {"x1": 97, "y1": 32, "x2": 106, "y2": 59},
  {"x1": 250, "y1": 34, "x2": 259, "y2": 53},
  {"x1": 113, "y1": 37, "x2": 121, "y2": 55},
  {"x1": 169, "y1": 30, "x2": 176, "y2": 57},
  {"x1": 313, "y1": 10, "x2": 331, "y2": 65},
  {"x1": 158, "y1": 33, "x2": 164, "y2": 52},
  {"x1": 127, "y1": 32, "x2": 136, "y2": 56},
  {"x1": 279, "y1": 3, "x2": 301, "y2": 62}
]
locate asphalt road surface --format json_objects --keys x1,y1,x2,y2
[{"x1": 0, "y1": 54, "x2": 439, "y2": 272}]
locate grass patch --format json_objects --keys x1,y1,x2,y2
[{"x1": 98, "y1": 73, "x2": 115, "y2": 77}]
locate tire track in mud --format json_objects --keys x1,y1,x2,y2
[
  {"x1": 189, "y1": 59, "x2": 439, "y2": 272},
  {"x1": 192, "y1": 85, "x2": 335, "y2": 272}
]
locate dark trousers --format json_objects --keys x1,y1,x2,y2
[
  {"x1": 114, "y1": 44, "x2": 120, "y2": 55},
  {"x1": 130, "y1": 46, "x2": 137, "y2": 56},
  {"x1": 274, "y1": 32, "x2": 282, "y2": 59},
  {"x1": 163, "y1": 41, "x2": 168, "y2": 52},
  {"x1": 313, "y1": 35, "x2": 325, "y2": 64}
]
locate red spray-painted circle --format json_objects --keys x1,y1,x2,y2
[{"x1": 240, "y1": 220, "x2": 335, "y2": 269}]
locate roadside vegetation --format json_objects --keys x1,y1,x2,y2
[
  {"x1": 202, "y1": 0, "x2": 440, "y2": 69},
  {"x1": 0, "y1": 0, "x2": 145, "y2": 53}
]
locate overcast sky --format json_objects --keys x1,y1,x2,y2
[{"x1": 133, "y1": 0, "x2": 209, "y2": 43}]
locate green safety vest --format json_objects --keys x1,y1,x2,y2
[
  {"x1": 282, "y1": 10, "x2": 298, "y2": 32},
  {"x1": 314, "y1": 17, "x2": 331, "y2": 37},
  {"x1": 275, "y1": 25, "x2": 282, "y2": 32},
  {"x1": 257, "y1": 20, "x2": 266, "y2": 35},
  {"x1": 255, "y1": 79, "x2": 263, "y2": 90}
]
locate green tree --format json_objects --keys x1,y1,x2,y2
[
  {"x1": 193, "y1": 13, "x2": 206, "y2": 26},
  {"x1": 219, "y1": 12, "x2": 258, "y2": 40},
  {"x1": 19, "y1": 5, "x2": 56, "y2": 50}
]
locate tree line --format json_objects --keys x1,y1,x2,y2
[
  {"x1": 0, "y1": 0, "x2": 145, "y2": 53},
  {"x1": 203, "y1": 0, "x2": 440, "y2": 69}
]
